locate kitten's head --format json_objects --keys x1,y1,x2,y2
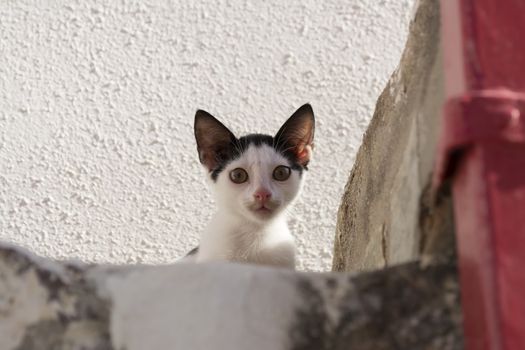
[{"x1": 194, "y1": 104, "x2": 315, "y2": 223}]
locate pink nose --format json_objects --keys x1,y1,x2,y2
[{"x1": 254, "y1": 189, "x2": 272, "y2": 203}]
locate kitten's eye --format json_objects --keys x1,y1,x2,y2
[
  {"x1": 229, "y1": 168, "x2": 249, "y2": 184},
  {"x1": 273, "y1": 165, "x2": 291, "y2": 181}
]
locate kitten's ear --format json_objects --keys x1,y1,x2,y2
[
  {"x1": 194, "y1": 110, "x2": 237, "y2": 171},
  {"x1": 275, "y1": 104, "x2": 315, "y2": 167}
]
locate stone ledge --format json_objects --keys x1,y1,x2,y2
[{"x1": 0, "y1": 244, "x2": 462, "y2": 350}]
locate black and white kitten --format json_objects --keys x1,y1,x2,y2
[{"x1": 188, "y1": 104, "x2": 315, "y2": 269}]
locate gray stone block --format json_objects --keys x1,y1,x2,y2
[{"x1": 0, "y1": 244, "x2": 462, "y2": 350}]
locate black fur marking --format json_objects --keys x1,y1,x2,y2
[
  {"x1": 238, "y1": 134, "x2": 274, "y2": 148},
  {"x1": 208, "y1": 133, "x2": 306, "y2": 181}
]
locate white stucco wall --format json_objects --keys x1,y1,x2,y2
[{"x1": 0, "y1": 0, "x2": 414, "y2": 271}]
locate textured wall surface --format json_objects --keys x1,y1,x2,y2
[{"x1": 0, "y1": 0, "x2": 413, "y2": 271}]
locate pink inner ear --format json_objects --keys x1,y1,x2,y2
[
  {"x1": 296, "y1": 144, "x2": 312, "y2": 165},
  {"x1": 297, "y1": 149, "x2": 308, "y2": 160}
]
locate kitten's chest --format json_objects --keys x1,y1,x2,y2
[
  {"x1": 200, "y1": 220, "x2": 296, "y2": 268},
  {"x1": 229, "y1": 228, "x2": 295, "y2": 267},
  {"x1": 229, "y1": 229, "x2": 270, "y2": 259},
  {"x1": 228, "y1": 223, "x2": 284, "y2": 253}
]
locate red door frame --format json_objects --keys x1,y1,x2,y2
[{"x1": 436, "y1": 0, "x2": 525, "y2": 349}]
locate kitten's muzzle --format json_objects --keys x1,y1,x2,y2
[
  {"x1": 253, "y1": 188, "x2": 272, "y2": 205},
  {"x1": 249, "y1": 199, "x2": 280, "y2": 214}
]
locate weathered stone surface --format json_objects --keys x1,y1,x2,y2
[
  {"x1": 0, "y1": 245, "x2": 111, "y2": 350},
  {"x1": 333, "y1": 0, "x2": 453, "y2": 272},
  {"x1": 0, "y1": 244, "x2": 462, "y2": 349},
  {"x1": 419, "y1": 183, "x2": 457, "y2": 266},
  {"x1": 290, "y1": 262, "x2": 462, "y2": 350}
]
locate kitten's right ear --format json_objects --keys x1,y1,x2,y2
[
  {"x1": 275, "y1": 104, "x2": 315, "y2": 167},
  {"x1": 194, "y1": 110, "x2": 237, "y2": 171}
]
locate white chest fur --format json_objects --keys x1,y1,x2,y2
[{"x1": 196, "y1": 211, "x2": 296, "y2": 269}]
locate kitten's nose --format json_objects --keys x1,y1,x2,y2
[{"x1": 254, "y1": 189, "x2": 272, "y2": 203}]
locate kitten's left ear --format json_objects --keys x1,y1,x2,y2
[
  {"x1": 194, "y1": 110, "x2": 237, "y2": 171},
  {"x1": 275, "y1": 103, "x2": 315, "y2": 167}
]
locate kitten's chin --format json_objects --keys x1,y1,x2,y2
[
  {"x1": 245, "y1": 203, "x2": 281, "y2": 221},
  {"x1": 252, "y1": 207, "x2": 274, "y2": 218}
]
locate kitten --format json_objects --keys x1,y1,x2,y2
[{"x1": 187, "y1": 104, "x2": 315, "y2": 269}]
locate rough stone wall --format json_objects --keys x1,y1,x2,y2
[
  {"x1": 333, "y1": 0, "x2": 453, "y2": 272},
  {"x1": 0, "y1": 245, "x2": 111, "y2": 350},
  {"x1": 0, "y1": 244, "x2": 462, "y2": 350}
]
